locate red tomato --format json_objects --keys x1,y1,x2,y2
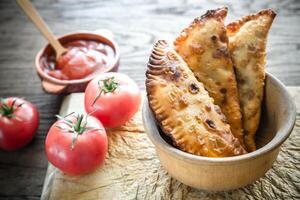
[
  {"x1": 45, "y1": 113, "x2": 107, "y2": 176},
  {"x1": 84, "y1": 72, "x2": 141, "y2": 128},
  {"x1": 0, "y1": 98, "x2": 39, "y2": 151}
]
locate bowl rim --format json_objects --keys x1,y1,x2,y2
[
  {"x1": 142, "y1": 72, "x2": 296, "y2": 165},
  {"x1": 35, "y1": 31, "x2": 120, "y2": 85}
]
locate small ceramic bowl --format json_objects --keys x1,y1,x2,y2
[
  {"x1": 35, "y1": 29, "x2": 120, "y2": 94},
  {"x1": 142, "y1": 72, "x2": 296, "y2": 191}
]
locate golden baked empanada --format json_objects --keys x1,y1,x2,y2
[
  {"x1": 174, "y1": 7, "x2": 244, "y2": 147},
  {"x1": 146, "y1": 40, "x2": 246, "y2": 157},
  {"x1": 227, "y1": 9, "x2": 276, "y2": 151}
]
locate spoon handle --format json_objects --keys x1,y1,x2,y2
[{"x1": 16, "y1": 0, "x2": 67, "y2": 59}]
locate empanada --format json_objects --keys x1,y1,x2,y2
[
  {"x1": 174, "y1": 7, "x2": 245, "y2": 147},
  {"x1": 146, "y1": 40, "x2": 246, "y2": 157},
  {"x1": 227, "y1": 9, "x2": 276, "y2": 151}
]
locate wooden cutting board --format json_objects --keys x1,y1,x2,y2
[{"x1": 41, "y1": 88, "x2": 300, "y2": 200}]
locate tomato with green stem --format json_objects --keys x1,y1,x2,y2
[
  {"x1": 45, "y1": 112, "x2": 107, "y2": 176},
  {"x1": 0, "y1": 97, "x2": 39, "y2": 151},
  {"x1": 84, "y1": 72, "x2": 141, "y2": 128}
]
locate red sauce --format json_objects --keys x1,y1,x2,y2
[{"x1": 41, "y1": 40, "x2": 115, "y2": 80}]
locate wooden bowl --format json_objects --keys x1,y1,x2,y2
[
  {"x1": 35, "y1": 29, "x2": 120, "y2": 94},
  {"x1": 142, "y1": 72, "x2": 296, "y2": 191}
]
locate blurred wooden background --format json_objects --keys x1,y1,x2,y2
[{"x1": 0, "y1": 0, "x2": 299, "y2": 199}]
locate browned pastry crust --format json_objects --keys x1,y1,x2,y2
[
  {"x1": 174, "y1": 7, "x2": 245, "y2": 148},
  {"x1": 227, "y1": 9, "x2": 276, "y2": 151},
  {"x1": 146, "y1": 40, "x2": 246, "y2": 157}
]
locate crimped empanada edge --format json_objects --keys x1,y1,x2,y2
[
  {"x1": 227, "y1": 9, "x2": 276, "y2": 35},
  {"x1": 145, "y1": 40, "x2": 180, "y2": 147},
  {"x1": 174, "y1": 7, "x2": 228, "y2": 45}
]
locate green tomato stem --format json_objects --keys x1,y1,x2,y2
[
  {"x1": 92, "y1": 76, "x2": 119, "y2": 105},
  {"x1": 56, "y1": 113, "x2": 97, "y2": 150},
  {"x1": 0, "y1": 98, "x2": 23, "y2": 118}
]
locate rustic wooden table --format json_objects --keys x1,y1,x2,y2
[{"x1": 0, "y1": 0, "x2": 299, "y2": 199}]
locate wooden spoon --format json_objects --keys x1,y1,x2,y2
[{"x1": 16, "y1": 0, "x2": 67, "y2": 60}]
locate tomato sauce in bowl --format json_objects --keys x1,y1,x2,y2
[
  {"x1": 35, "y1": 31, "x2": 120, "y2": 94},
  {"x1": 41, "y1": 40, "x2": 115, "y2": 80}
]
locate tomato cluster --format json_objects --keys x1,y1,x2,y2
[
  {"x1": 45, "y1": 72, "x2": 141, "y2": 175},
  {"x1": 0, "y1": 73, "x2": 140, "y2": 176}
]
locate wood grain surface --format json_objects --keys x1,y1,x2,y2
[
  {"x1": 0, "y1": 0, "x2": 299, "y2": 199},
  {"x1": 42, "y1": 89, "x2": 300, "y2": 200}
]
